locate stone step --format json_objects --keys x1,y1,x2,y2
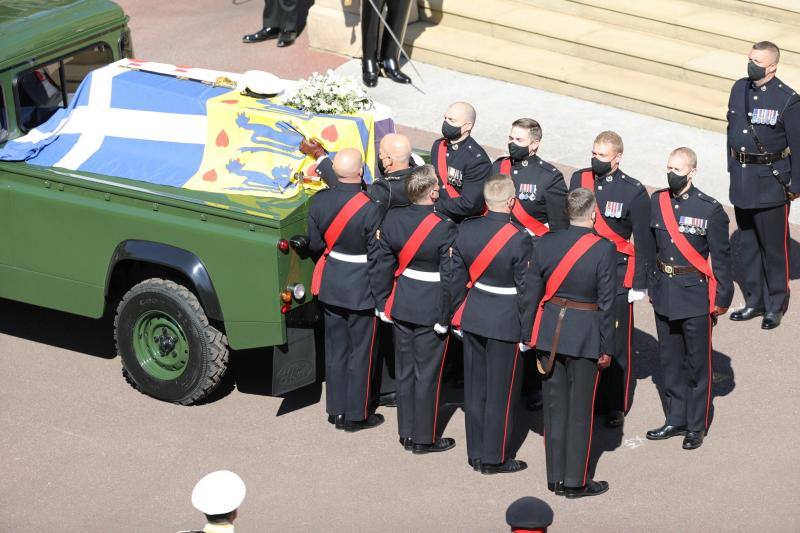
[
  {"x1": 686, "y1": 0, "x2": 800, "y2": 25},
  {"x1": 403, "y1": 22, "x2": 730, "y2": 131},
  {"x1": 416, "y1": 0, "x2": 800, "y2": 93},
  {"x1": 514, "y1": 0, "x2": 800, "y2": 65}
]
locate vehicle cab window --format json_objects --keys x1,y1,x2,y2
[
  {"x1": 0, "y1": 88, "x2": 7, "y2": 143},
  {"x1": 16, "y1": 42, "x2": 113, "y2": 132}
]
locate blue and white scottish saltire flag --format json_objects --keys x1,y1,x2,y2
[{"x1": 0, "y1": 61, "x2": 231, "y2": 188}]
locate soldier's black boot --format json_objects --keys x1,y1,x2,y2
[
  {"x1": 412, "y1": 437, "x2": 456, "y2": 454},
  {"x1": 362, "y1": 58, "x2": 379, "y2": 87},
  {"x1": 729, "y1": 307, "x2": 764, "y2": 321},
  {"x1": 380, "y1": 58, "x2": 412, "y2": 84},
  {"x1": 327, "y1": 414, "x2": 346, "y2": 429},
  {"x1": 344, "y1": 413, "x2": 384, "y2": 432},
  {"x1": 682, "y1": 431, "x2": 704, "y2": 450},
  {"x1": 646, "y1": 424, "x2": 687, "y2": 440},
  {"x1": 565, "y1": 480, "x2": 609, "y2": 498},
  {"x1": 242, "y1": 27, "x2": 280, "y2": 43},
  {"x1": 481, "y1": 459, "x2": 528, "y2": 475},
  {"x1": 761, "y1": 311, "x2": 783, "y2": 330},
  {"x1": 399, "y1": 437, "x2": 413, "y2": 451},
  {"x1": 547, "y1": 481, "x2": 565, "y2": 496}
]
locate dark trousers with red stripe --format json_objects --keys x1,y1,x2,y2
[
  {"x1": 463, "y1": 333, "x2": 522, "y2": 465},
  {"x1": 393, "y1": 320, "x2": 448, "y2": 444},
  {"x1": 597, "y1": 294, "x2": 633, "y2": 415},
  {"x1": 655, "y1": 312, "x2": 712, "y2": 433},
  {"x1": 734, "y1": 205, "x2": 791, "y2": 314},
  {"x1": 322, "y1": 304, "x2": 378, "y2": 422},
  {"x1": 542, "y1": 354, "x2": 599, "y2": 488}
]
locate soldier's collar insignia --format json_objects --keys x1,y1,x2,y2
[
  {"x1": 452, "y1": 143, "x2": 459, "y2": 150},
  {"x1": 521, "y1": 160, "x2": 528, "y2": 167}
]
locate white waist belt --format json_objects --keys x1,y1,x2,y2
[
  {"x1": 526, "y1": 222, "x2": 549, "y2": 237},
  {"x1": 328, "y1": 250, "x2": 368, "y2": 263},
  {"x1": 401, "y1": 268, "x2": 440, "y2": 282},
  {"x1": 474, "y1": 281, "x2": 517, "y2": 295}
]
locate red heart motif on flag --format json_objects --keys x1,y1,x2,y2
[
  {"x1": 202, "y1": 169, "x2": 218, "y2": 182},
  {"x1": 221, "y1": 99, "x2": 239, "y2": 105},
  {"x1": 216, "y1": 130, "x2": 229, "y2": 147},
  {"x1": 321, "y1": 125, "x2": 339, "y2": 142},
  {"x1": 307, "y1": 164, "x2": 318, "y2": 177}
]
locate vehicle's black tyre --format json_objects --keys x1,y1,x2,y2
[{"x1": 114, "y1": 278, "x2": 228, "y2": 405}]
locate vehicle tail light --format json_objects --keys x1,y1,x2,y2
[
  {"x1": 280, "y1": 290, "x2": 292, "y2": 304},
  {"x1": 290, "y1": 283, "x2": 306, "y2": 301},
  {"x1": 281, "y1": 303, "x2": 292, "y2": 314},
  {"x1": 277, "y1": 239, "x2": 290, "y2": 253}
]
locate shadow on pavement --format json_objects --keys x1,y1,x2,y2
[{"x1": 0, "y1": 297, "x2": 116, "y2": 359}]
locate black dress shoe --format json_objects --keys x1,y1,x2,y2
[
  {"x1": 565, "y1": 479, "x2": 609, "y2": 498},
  {"x1": 481, "y1": 458, "x2": 528, "y2": 475},
  {"x1": 761, "y1": 312, "x2": 783, "y2": 330},
  {"x1": 379, "y1": 58, "x2": 412, "y2": 84},
  {"x1": 468, "y1": 458, "x2": 481, "y2": 471},
  {"x1": 399, "y1": 437, "x2": 413, "y2": 451},
  {"x1": 378, "y1": 392, "x2": 397, "y2": 407},
  {"x1": 362, "y1": 58, "x2": 378, "y2": 87},
  {"x1": 242, "y1": 27, "x2": 280, "y2": 43},
  {"x1": 327, "y1": 414, "x2": 346, "y2": 429},
  {"x1": 605, "y1": 410, "x2": 625, "y2": 428},
  {"x1": 682, "y1": 431, "x2": 704, "y2": 450},
  {"x1": 729, "y1": 307, "x2": 764, "y2": 321},
  {"x1": 277, "y1": 30, "x2": 297, "y2": 48},
  {"x1": 646, "y1": 424, "x2": 687, "y2": 440},
  {"x1": 412, "y1": 437, "x2": 456, "y2": 454},
  {"x1": 344, "y1": 413, "x2": 384, "y2": 432},
  {"x1": 547, "y1": 481, "x2": 565, "y2": 496}
]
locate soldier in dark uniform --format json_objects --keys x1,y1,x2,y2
[
  {"x1": 726, "y1": 41, "x2": 799, "y2": 330},
  {"x1": 528, "y1": 187, "x2": 616, "y2": 498},
  {"x1": 493, "y1": 117, "x2": 569, "y2": 411},
  {"x1": 452, "y1": 174, "x2": 534, "y2": 474},
  {"x1": 646, "y1": 148, "x2": 733, "y2": 450},
  {"x1": 374, "y1": 165, "x2": 458, "y2": 453},
  {"x1": 493, "y1": 118, "x2": 569, "y2": 235},
  {"x1": 569, "y1": 131, "x2": 655, "y2": 429},
  {"x1": 361, "y1": 0, "x2": 414, "y2": 87},
  {"x1": 431, "y1": 101, "x2": 493, "y2": 222},
  {"x1": 307, "y1": 148, "x2": 385, "y2": 431}
]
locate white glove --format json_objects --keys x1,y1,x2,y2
[
  {"x1": 433, "y1": 323, "x2": 448, "y2": 335},
  {"x1": 628, "y1": 289, "x2": 647, "y2": 303},
  {"x1": 378, "y1": 311, "x2": 393, "y2": 324},
  {"x1": 518, "y1": 342, "x2": 531, "y2": 352},
  {"x1": 452, "y1": 328, "x2": 463, "y2": 338},
  {"x1": 374, "y1": 308, "x2": 380, "y2": 316}
]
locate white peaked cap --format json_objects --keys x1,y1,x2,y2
[
  {"x1": 191, "y1": 470, "x2": 246, "y2": 515},
  {"x1": 243, "y1": 70, "x2": 286, "y2": 96}
]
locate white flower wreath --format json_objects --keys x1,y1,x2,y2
[{"x1": 281, "y1": 70, "x2": 374, "y2": 115}]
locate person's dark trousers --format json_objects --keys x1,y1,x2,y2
[
  {"x1": 597, "y1": 294, "x2": 633, "y2": 414},
  {"x1": 522, "y1": 350, "x2": 542, "y2": 406},
  {"x1": 393, "y1": 319, "x2": 449, "y2": 444},
  {"x1": 262, "y1": 0, "x2": 298, "y2": 31},
  {"x1": 734, "y1": 204, "x2": 792, "y2": 314},
  {"x1": 463, "y1": 333, "x2": 523, "y2": 465},
  {"x1": 655, "y1": 312, "x2": 713, "y2": 433},
  {"x1": 542, "y1": 354, "x2": 600, "y2": 488},
  {"x1": 361, "y1": 0, "x2": 413, "y2": 61},
  {"x1": 323, "y1": 304, "x2": 379, "y2": 422}
]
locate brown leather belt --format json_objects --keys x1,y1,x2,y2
[
  {"x1": 538, "y1": 297, "x2": 599, "y2": 375},
  {"x1": 730, "y1": 148, "x2": 788, "y2": 165},
  {"x1": 657, "y1": 259, "x2": 699, "y2": 276}
]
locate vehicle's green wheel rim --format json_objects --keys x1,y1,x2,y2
[{"x1": 132, "y1": 310, "x2": 190, "y2": 380}]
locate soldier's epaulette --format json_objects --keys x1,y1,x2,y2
[
  {"x1": 695, "y1": 190, "x2": 719, "y2": 206},
  {"x1": 619, "y1": 173, "x2": 644, "y2": 189},
  {"x1": 776, "y1": 80, "x2": 797, "y2": 99},
  {"x1": 538, "y1": 159, "x2": 560, "y2": 175},
  {"x1": 460, "y1": 214, "x2": 484, "y2": 225},
  {"x1": 465, "y1": 141, "x2": 488, "y2": 159},
  {"x1": 434, "y1": 210, "x2": 456, "y2": 225}
]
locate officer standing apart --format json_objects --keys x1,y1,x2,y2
[
  {"x1": 452, "y1": 174, "x2": 534, "y2": 474},
  {"x1": 528, "y1": 187, "x2": 616, "y2": 498},
  {"x1": 308, "y1": 148, "x2": 385, "y2": 431},
  {"x1": 374, "y1": 165, "x2": 458, "y2": 454},
  {"x1": 185, "y1": 470, "x2": 246, "y2": 533},
  {"x1": 432, "y1": 101, "x2": 493, "y2": 222},
  {"x1": 361, "y1": 0, "x2": 415, "y2": 87},
  {"x1": 646, "y1": 148, "x2": 733, "y2": 450},
  {"x1": 727, "y1": 41, "x2": 799, "y2": 329},
  {"x1": 569, "y1": 131, "x2": 655, "y2": 428}
]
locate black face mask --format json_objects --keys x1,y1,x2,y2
[
  {"x1": 377, "y1": 157, "x2": 387, "y2": 176},
  {"x1": 441, "y1": 121, "x2": 463, "y2": 141},
  {"x1": 508, "y1": 142, "x2": 530, "y2": 162},
  {"x1": 667, "y1": 171, "x2": 689, "y2": 194},
  {"x1": 591, "y1": 157, "x2": 613, "y2": 177},
  {"x1": 748, "y1": 62, "x2": 767, "y2": 82}
]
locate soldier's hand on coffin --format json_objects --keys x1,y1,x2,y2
[
  {"x1": 597, "y1": 354, "x2": 611, "y2": 369},
  {"x1": 299, "y1": 138, "x2": 326, "y2": 159},
  {"x1": 518, "y1": 342, "x2": 531, "y2": 352}
]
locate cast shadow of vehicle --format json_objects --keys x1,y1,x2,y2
[{"x1": 0, "y1": 298, "x2": 116, "y2": 359}]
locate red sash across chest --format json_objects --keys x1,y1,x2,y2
[
  {"x1": 436, "y1": 139, "x2": 462, "y2": 198},
  {"x1": 499, "y1": 158, "x2": 550, "y2": 237}
]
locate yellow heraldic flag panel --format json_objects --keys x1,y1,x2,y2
[{"x1": 184, "y1": 90, "x2": 377, "y2": 199}]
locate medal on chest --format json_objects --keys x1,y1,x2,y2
[
  {"x1": 518, "y1": 183, "x2": 536, "y2": 201},
  {"x1": 604, "y1": 200, "x2": 623, "y2": 218},
  {"x1": 678, "y1": 215, "x2": 708, "y2": 236},
  {"x1": 447, "y1": 166, "x2": 463, "y2": 188},
  {"x1": 751, "y1": 108, "x2": 778, "y2": 126}
]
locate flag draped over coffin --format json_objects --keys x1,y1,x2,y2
[{"x1": 0, "y1": 60, "x2": 381, "y2": 198}]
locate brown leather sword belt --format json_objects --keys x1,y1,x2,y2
[
  {"x1": 657, "y1": 259, "x2": 699, "y2": 276},
  {"x1": 730, "y1": 147, "x2": 788, "y2": 165},
  {"x1": 539, "y1": 297, "x2": 598, "y2": 374}
]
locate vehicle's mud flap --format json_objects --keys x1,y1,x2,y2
[{"x1": 271, "y1": 302, "x2": 322, "y2": 396}]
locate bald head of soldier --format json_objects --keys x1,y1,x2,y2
[
  {"x1": 666, "y1": 147, "x2": 697, "y2": 196},
  {"x1": 567, "y1": 188, "x2": 597, "y2": 228},
  {"x1": 442, "y1": 101, "x2": 477, "y2": 144},
  {"x1": 748, "y1": 41, "x2": 780, "y2": 86},
  {"x1": 484, "y1": 173, "x2": 516, "y2": 214},
  {"x1": 378, "y1": 133, "x2": 412, "y2": 175},
  {"x1": 332, "y1": 148, "x2": 364, "y2": 183}
]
